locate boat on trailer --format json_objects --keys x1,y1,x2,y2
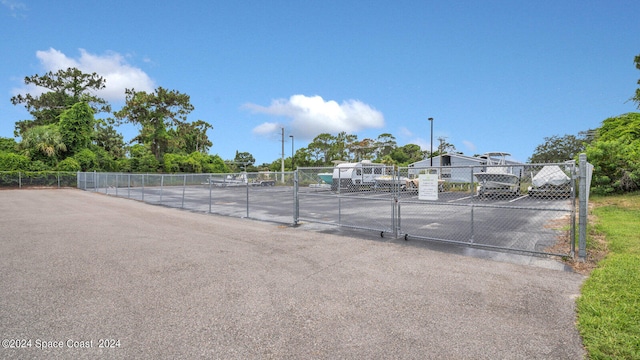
[{"x1": 474, "y1": 152, "x2": 521, "y2": 197}]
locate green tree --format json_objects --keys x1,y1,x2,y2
[
  {"x1": 73, "y1": 148, "x2": 98, "y2": 172},
  {"x1": 631, "y1": 54, "x2": 640, "y2": 109},
  {"x1": 94, "y1": 120, "x2": 126, "y2": 159},
  {"x1": 307, "y1": 133, "x2": 336, "y2": 164},
  {"x1": 586, "y1": 113, "x2": 640, "y2": 193},
  {"x1": 58, "y1": 102, "x2": 95, "y2": 155},
  {"x1": 293, "y1": 147, "x2": 313, "y2": 167},
  {"x1": 202, "y1": 154, "x2": 229, "y2": 173},
  {"x1": 57, "y1": 157, "x2": 81, "y2": 172},
  {"x1": 19, "y1": 125, "x2": 67, "y2": 166},
  {"x1": 11, "y1": 68, "x2": 110, "y2": 137},
  {"x1": 0, "y1": 152, "x2": 30, "y2": 170},
  {"x1": 375, "y1": 133, "x2": 397, "y2": 160},
  {"x1": 332, "y1": 131, "x2": 358, "y2": 161},
  {"x1": 0, "y1": 137, "x2": 18, "y2": 153},
  {"x1": 114, "y1": 87, "x2": 195, "y2": 162},
  {"x1": 164, "y1": 153, "x2": 201, "y2": 173},
  {"x1": 597, "y1": 113, "x2": 640, "y2": 142},
  {"x1": 128, "y1": 144, "x2": 160, "y2": 173},
  {"x1": 351, "y1": 138, "x2": 376, "y2": 161},
  {"x1": 436, "y1": 137, "x2": 456, "y2": 156},
  {"x1": 170, "y1": 120, "x2": 213, "y2": 154},
  {"x1": 587, "y1": 138, "x2": 640, "y2": 193},
  {"x1": 390, "y1": 144, "x2": 423, "y2": 166},
  {"x1": 528, "y1": 133, "x2": 589, "y2": 163},
  {"x1": 233, "y1": 151, "x2": 256, "y2": 171}
]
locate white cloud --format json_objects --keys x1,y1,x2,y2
[
  {"x1": 13, "y1": 48, "x2": 155, "y2": 102},
  {"x1": 245, "y1": 94, "x2": 384, "y2": 139},
  {"x1": 252, "y1": 122, "x2": 282, "y2": 135},
  {"x1": 409, "y1": 138, "x2": 428, "y2": 152},
  {"x1": 462, "y1": 140, "x2": 477, "y2": 153},
  {"x1": 399, "y1": 126, "x2": 413, "y2": 137},
  {"x1": 1, "y1": 0, "x2": 27, "y2": 17}
]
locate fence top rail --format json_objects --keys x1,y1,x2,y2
[{"x1": 77, "y1": 171, "x2": 295, "y2": 176}]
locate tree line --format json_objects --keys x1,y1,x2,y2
[
  {"x1": 528, "y1": 54, "x2": 640, "y2": 194},
  {"x1": 0, "y1": 67, "x2": 456, "y2": 174},
  {"x1": 1, "y1": 54, "x2": 639, "y2": 194},
  {"x1": 0, "y1": 68, "x2": 228, "y2": 174}
]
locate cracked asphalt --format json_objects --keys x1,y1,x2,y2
[{"x1": 0, "y1": 189, "x2": 585, "y2": 359}]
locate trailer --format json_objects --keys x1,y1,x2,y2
[{"x1": 330, "y1": 160, "x2": 392, "y2": 191}]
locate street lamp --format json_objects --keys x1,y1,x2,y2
[
  {"x1": 428, "y1": 117, "x2": 434, "y2": 167},
  {"x1": 289, "y1": 135, "x2": 295, "y2": 170}
]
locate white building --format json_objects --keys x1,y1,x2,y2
[{"x1": 408, "y1": 153, "x2": 525, "y2": 183}]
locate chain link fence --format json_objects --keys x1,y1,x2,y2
[
  {"x1": 296, "y1": 164, "x2": 398, "y2": 236},
  {"x1": 76, "y1": 157, "x2": 591, "y2": 259},
  {"x1": 396, "y1": 162, "x2": 577, "y2": 256},
  {"x1": 77, "y1": 171, "x2": 295, "y2": 224},
  {"x1": 0, "y1": 171, "x2": 77, "y2": 188}
]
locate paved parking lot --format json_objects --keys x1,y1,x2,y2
[{"x1": 0, "y1": 189, "x2": 585, "y2": 359}]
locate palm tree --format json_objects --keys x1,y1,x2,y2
[{"x1": 20, "y1": 125, "x2": 67, "y2": 164}]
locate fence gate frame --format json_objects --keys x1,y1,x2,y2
[{"x1": 296, "y1": 156, "x2": 591, "y2": 260}]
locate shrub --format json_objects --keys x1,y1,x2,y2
[{"x1": 0, "y1": 152, "x2": 30, "y2": 171}]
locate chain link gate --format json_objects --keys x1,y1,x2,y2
[
  {"x1": 296, "y1": 164, "x2": 398, "y2": 237},
  {"x1": 296, "y1": 161, "x2": 578, "y2": 257},
  {"x1": 396, "y1": 162, "x2": 577, "y2": 257}
]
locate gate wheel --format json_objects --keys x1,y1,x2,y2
[
  {"x1": 404, "y1": 234, "x2": 408, "y2": 241},
  {"x1": 380, "y1": 231, "x2": 384, "y2": 238}
]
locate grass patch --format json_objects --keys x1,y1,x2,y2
[{"x1": 577, "y1": 192, "x2": 640, "y2": 359}]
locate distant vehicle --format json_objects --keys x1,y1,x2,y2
[
  {"x1": 474, "y1": 152, "x2": 521, "y2": 197},
  {"x1": 318, "y1": 172, "x2": 333, "y2": 185},
  {"x1": 203, "y1": 172, "x2": 275, "y2": 187},
  {"x1": 528, "y1": 165, "x2": 572, "y2": 198},
  {"x1": 330, "y1": 160, "x2": 392, "y2": 191}
]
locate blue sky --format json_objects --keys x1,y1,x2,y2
[{"x1": 1, "y1": 0, "x2": 639, "y2": 164}]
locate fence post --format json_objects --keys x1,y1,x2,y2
[
  {"x1": 208, "y1": 174, "x2": 212, "y2": 214},
  {"x1": 181, "y1": 174, "x2": 186, "y2": 209},
  {"x1": 142, "y1": 174, "x2": 145, "y2": 202},
  {"x1": 293, "y1": 170, "x2": 299, "y2": 225},
  {"x1": 245, "y1": 174, "x2": 250, "y2": 218},
  {"x1": 570, "y1": 162, "x2": 577, "y2": 258},
  {"x1": 127, "y1": 173, "x2": 131, "y2": 198},
  {"x1": 470, "y1": 168, "x2": 475, "y2": 243},
  {"x1": 338, "y1": 168, "x2": 342, "y2": 225},
  {"x1": 19, "y1": 171, "x2": 22, "y2": 189},
  {"x1": 160, "y1": 174, "x2": 164, "y2": 204},
  {"x1": 578, "y1": 153, "x2": 588, "y2": 261},
  {"x1": 393, "y1": 170, "x2": 398, "y2": 239}
]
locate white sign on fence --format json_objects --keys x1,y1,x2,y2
[{"x1": 418, "y1": 173, "x2": 439, "y2": 201}]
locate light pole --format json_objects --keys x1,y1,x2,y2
[
  {"x1": 428, "y1": 117, "x2": 434, "y2": 166},
  {"x1": 289, "y1": 135, "x2": 295, "y2": 170}
]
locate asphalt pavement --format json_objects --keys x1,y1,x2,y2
[{"x1": 0, "y1": 189, "x2": 586, "y2": 359}]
